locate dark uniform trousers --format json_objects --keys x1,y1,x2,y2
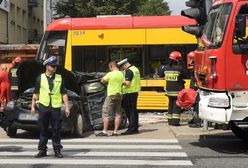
[
  {"x1": 122, "y1": 92, "x2": 139, "y2": 132},
  {"x1": 38, "y1": 104, "x2": 63, "y2": 151},
  {"x1": 168, "y1": 96, "x2": 181, "y2": 125},
  {"x1": 164, "y1": 64, "x2": 185, "y2": 126}
]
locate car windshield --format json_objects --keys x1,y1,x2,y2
[
  {"x1": 37, "y1": 31, "x2": 67, "y2": 67},
  {"x1": 202, "y1": 3, "x2": 232, "y2": 48}
]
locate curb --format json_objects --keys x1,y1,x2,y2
[{"x1": 169, "y1": 124, "x2": 232, "y2": 138}]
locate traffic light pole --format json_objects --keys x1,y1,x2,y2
[{"x1": 181, "y1": 0, "x2": 209, "y2": 38}]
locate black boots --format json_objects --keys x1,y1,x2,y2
[
  {"x1": 54, "y1": 150, "x2": 63, "y2": 158},
  {"x1": 188, "y1": 116, "x2": 202, "y2": 128},
  {"x1": 168, "y1": 119, "x2": 180, "y2": 126},
  {"x1": 189, "y1": 122, "x2": 202, "y2": 128},
  {"x1": 34, "y1": 150, "x2": 47, "y2": 158},
  {"x1": 34, "y1": 150, "x2": 63, "y2": 158}
]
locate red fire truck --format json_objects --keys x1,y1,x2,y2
[
  {"x1": 0, "y1": 44, "x2": 39, "y2": 63},
  {"x1": 183, "y1": 0, "x2": 248, "y2": 140}
]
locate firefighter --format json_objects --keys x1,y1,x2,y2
[
  {"x1": 117, "y1": 58, "x2": 141, "y2": 135},
  {"x1": 186, "y1": 51, "x2": 202, "y2": 128},
  {"x1": 8, "y1": 57, "x2": 22, "y2": 99},
  {"x1": 187, "y1": 51, "x2": 197, "y2": 90},
  {"x1": 31, "y1": 56, "x2": 70, "y2": 158},
  {"x1": 0, "y1": 65, "x2": 10, "y2": 112},
  {"x1": 159, "y1": 51, "x2": 187, "y2": 126}
]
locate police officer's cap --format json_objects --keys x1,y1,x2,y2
[
  {"x1": 117, "y1": 58, "x2": 128, "y2": 66},
  {"x1": 43, "y1": 56, "x2": 57, "y2": 66}
]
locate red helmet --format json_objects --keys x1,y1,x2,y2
[
  {"x1": 187, "y1": 51, "x2": 195, "y2": 59},
  {"x1": 169, "y1": 51, "x2": 182, "y2": 62},
  {"x1": 12, "y1": 57, "x2": 22, "y2": 64},
  {"x1": 176, "y1": 88, "x2": 198, "y2": 110}
]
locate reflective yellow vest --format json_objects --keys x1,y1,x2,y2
[
  {"x1": 39, "y1": 74, "x2": 62, "y2": 108},
  {"x1": 122, "y1": 66, "x2": 141, "y2": 94}
]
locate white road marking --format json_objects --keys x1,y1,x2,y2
[
  {"x1": 0, "y1": 138, "x2": 178, "y2": 143},
  {"x1": 0, "y1": 144, "x2": 182, "y2": 149},
  {"x1": 0, "y1": 151, "x2": 188, "y2": 157},
  {"x1": 72, "y1": 151, "x2": 188, "y2": 157},
  {"x1": 0, "y1": 159, "x2": 193, "y2": 166},
  {"x1": 0, "y1": 138, "x2": 193, "y2": 166}
]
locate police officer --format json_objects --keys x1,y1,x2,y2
[
  {"x1": 117, "y1": 58, "x2": 141, "y2": 135},
  {"x1": 31, "y1": 56, "x2": 70, "y2": 158},
  {"x1": 159, "y1": 51, "x2": 186, "y2": 126},
  {"x1": 8, "y1": 57, "x2": 22, "y2": 99}
]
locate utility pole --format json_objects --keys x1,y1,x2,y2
[
  {"x1": 50, "y1": 0, "x2": 53, "y2": 21},
  {"x1": 43, "y1": 0, "x2": 47, "y2": 32}
]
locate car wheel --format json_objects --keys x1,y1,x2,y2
[
  {"x1": 7, "y1": 127, "x2": 17, "y2": 137},
  {"x1": 93, "y1": 108, "x2": 127, "y2": 130},
  {"x1": 74, "y1": 113, "x2": 84, "y2": 137},
  {"x1": 230, "y1": 121, "x2": 248, "y2": 141},
  {"x1": 120, "y1": 108, "x2": 127, "y2": 129}
]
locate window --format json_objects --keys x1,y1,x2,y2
[
  {"x1": 232, "y1": 4, "x2": 248, "y2": 54},
  {"x1": 10, "y1": 3, "x2": 15, "y2": 23},
  {"x1": 17, "y1": 7, "x2": 21, "y2": 26},
  {"x1": 37, "y1": 31, "x2": 67, "y2": 67},
  {"x1": 22, "y1": 10, "x2": 27, "y2": 27},
  {"x1": 71, "y1": 45, "x2": 196, "y2": 78},
  {"x1": 203, "y1": 3, "x2": 232, "y2": 48},
  {"x1": 72, "y1": 46, "x2": 108, "y2": 72}
]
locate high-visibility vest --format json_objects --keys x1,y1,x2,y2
[
  {"x1": 164, "y1": 64, "x2": 185, "y2": 96},
  {"x1": 122, "y1": 66, "x2": 141, "y2": 94},
  {"x1": 9, "y1": 67, "x2": 18, "y2": 91},
  {"x1": 39, "y1": 74, "x2": 62, "y2": 108}
]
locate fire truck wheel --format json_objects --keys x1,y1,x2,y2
[
  {"x1": 74, "y1": 113, "x2": 84, "y2": 137},
  {"x1": 230, "y1": 121, "x2": 248, "y2": 141},
  {"x1": 7, "y1": 127, "x2": 17, "y2": 138}
]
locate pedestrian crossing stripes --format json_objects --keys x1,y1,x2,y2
[
  {"x1": 0, "y1": 159, "x2": 192, "y2": 166},
  {"x1": 0, "y1": 151, "x2": 188, "y2": 157},
  {"x1": 0, "y1": 138, "x2": 193, "y2": 166},
  {"x1": 0, "y1": 144, "x2": 182, "y2": 149},
  {"x1": 0, "y1": 138, "x2": 179, "y2": 143}
]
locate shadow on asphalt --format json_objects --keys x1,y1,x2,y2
[
  {"x1": 13, "y1": 128, "x2": 158, "y2": 139},
  {"x1": 0, "y1": 146, "x2": 23, "y2": 152},
  {"x1": 190, "y1": 132, "x2": 248, "y2": 154},
  {"x1": 138, "y1": 128, "x2": 158, "y2": 133},
  {"x1": 12, "y1": 130, "x2": 95, "y2": 139}
]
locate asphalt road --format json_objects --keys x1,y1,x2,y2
[
  {"x1": 179, "y1": 131, "x2": 248, "y2": 168},
  {"x1": 0, "y1": 113, "x2": 248, "y2": 167}
]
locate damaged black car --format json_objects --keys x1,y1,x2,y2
[{"x1": 2, "y1": 60, "x2": 127, "y2": 137}]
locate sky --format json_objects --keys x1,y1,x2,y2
[{"x1": 165, "y1": 0, "x2": 187, "y2": 15}]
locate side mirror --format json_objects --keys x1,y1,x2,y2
[{"x1": 234, "y1": 14, "x2": 246, "y2": 38}]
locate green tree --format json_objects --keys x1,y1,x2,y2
[
  {"x1": 54, "y1": 0, "x2": 171, "y2": 18},
  {"x1": 93, "y1": 0, "x2": 140, "y2": 15},
  {"x1": 54, "y1": 0, "x2": 94, "y2": 17},
  {"x1": 136, "y1": 0, "x2": 171, "y2": 16}
]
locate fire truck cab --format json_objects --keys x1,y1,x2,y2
[{"x1": 194, "y1": 0, "x2": 248, "y2": 140}]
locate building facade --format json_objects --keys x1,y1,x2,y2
[
  {"x1": 0, "y1": 0, "x2": 9, "y2": 44},
  {"x1": 0, "y1": 0, "x2": 44, "y2": 44}
]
